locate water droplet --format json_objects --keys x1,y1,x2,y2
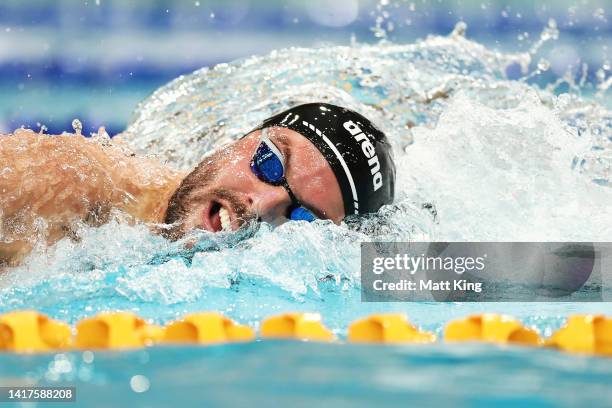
[
  {"x1": 210, "y1": 12, "x2": 215, "y2": 19},
  {"x1": 72, "y1": 119, "x2": 83, "y2": 136},
  {"x1": 537, "y1": 58, "x2": 550, "y2": 72},
  {"x1": 451, "y1": 21, "x2": 467, "y2": 37},
  {"x1": 82, "y1": 351, "x2": 94, "y2": 364},
  {"x1": 130, "y1": 375, "x2": 150, "y2": 393},
  {"x1": 596, "y1": 69, "x2": 606, "y2": 81},
  {"x1": 194, "y1": 1, "x2": 200, "y2": 6},
  {"x1": 593, "y1": 8, "x2": 605, "y2": 20},
  {"x1": 540, "y1": 19, "x2": 559, "y2": 42}
]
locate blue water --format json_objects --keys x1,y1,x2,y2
[
  {"x1": 1, "y1": 341, "x2": 611, "y2": 408},
  {"x1": 2, "y1": 0, "x2": 611, "y2": 134},
  {"x1": 2, "y1": 1, "x2": 612, "y2": 407}
]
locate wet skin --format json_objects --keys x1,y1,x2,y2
[
  {"x1": 0, "y1": 127, "x2": 344, "y2": 266},
  {"x1": 171, "y1": 127, "x2": 345, "y2": 235}
]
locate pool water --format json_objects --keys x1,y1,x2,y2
[
  {"x1": 1, "y1": 341, "x2": 612, "y2": 408},
  {"x1": 1, "y1": 21, "x2": 611, "y2": 407}
]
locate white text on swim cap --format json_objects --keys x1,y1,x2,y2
[{"x1": 343, "y1": 120, "x2": 383, "y2": 191}]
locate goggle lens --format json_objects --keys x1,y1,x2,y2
[
  {"x1": 250, "y1": 130, "x2": 318, "y2": 223},
  {"x1": 250, "y1": 142, "x2": 285, "y2": 184}
]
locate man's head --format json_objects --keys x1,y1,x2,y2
[{"x1": 164, "y1": 103, "x2": 395, "y2": 238}]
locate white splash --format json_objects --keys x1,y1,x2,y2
[{"x1": 1, "y1": 30, "x2": 610, "y2": 310}]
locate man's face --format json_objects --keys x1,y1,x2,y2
[{"x1": 164, "y1": 127, "x2": 345, "y2": 237}]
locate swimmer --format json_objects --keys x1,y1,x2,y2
[{"x1": 0, "y1": 103, "x2": 395, "y2": 266}]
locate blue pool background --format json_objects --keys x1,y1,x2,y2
[
  {"x1": 1, "y1": 1, "x2": 612, "y2": 407},
  {"x1": 1, "y1": 0, "x2": 610, "y2": 136}
]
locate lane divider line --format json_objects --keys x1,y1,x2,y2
[{"x1": 0, "y1": 311, "x2": 610, "y2": 357}]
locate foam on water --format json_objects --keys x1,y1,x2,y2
[{"x1": 0, "y1": 27, "x2": 611, "y2": 328}]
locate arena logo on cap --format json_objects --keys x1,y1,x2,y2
[{"x1": 343, "y1": 121, "x2": 383, "y2": 191}]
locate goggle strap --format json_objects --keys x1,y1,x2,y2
[{"x1": 281, "y1": 180, "x2": 300, "y2": 208}]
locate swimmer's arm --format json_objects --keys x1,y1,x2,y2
[
  {"x1": 0, "y1": 130, "x2": 115, "y2": 265},
  {"x1": 0, "y1": 130, "x2": 182, "y2": 266}
]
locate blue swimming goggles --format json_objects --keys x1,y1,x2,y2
[{"x1": 250, "y1": 128, "x2": 318, "y2": 222}]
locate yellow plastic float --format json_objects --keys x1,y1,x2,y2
[
  {"x1": 261, "y1": 312, "x2": 335, "y2": 341},
  {"x1": 1, "y1": 310, "x2": 611, "y2": 357},
  {"x1": 163, "y1": 312, "x2": 255, "y2": 344},
  {"x1": 348, "y1": 314, "x2": 436, "y2": 344},
  {"x1": 75, "y1": 312, "x2": 164, "y2": 349},
  {"x1": 0, "y1": 311, "x2": 72, "y2": 352},
  {"x1": 545, "y1": 315, "x2": 612, "y2": 356},
  {"x1": 444, "y1": 313, "x2": 541, "y2": 346}
]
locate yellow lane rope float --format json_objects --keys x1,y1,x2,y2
[
  {"x1": 348, "y1": 314, "x2": 436, "y2": 344},
  {"x1": 444, "y1": 314, "x2": 541, "y2": 346},
  {"x1": 0, "y1": 311, "x2": 610, "y2": 357}
]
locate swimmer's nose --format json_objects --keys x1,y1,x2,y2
[{"x1": 249, "y1": 185, "x2": 292, "y2": 223}]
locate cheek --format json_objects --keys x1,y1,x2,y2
[
  {"x1": 215, "y1": 155, "x2": 253, "y2": 188},
  {"x1": 300, "y1": 170, "x2": 344, "y2": 217},
  {"x1": 305, "y1": 183, "x2": 331, "y2": 202}
]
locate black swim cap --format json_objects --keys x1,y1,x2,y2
[{"x1": 256, "y1": 103, "x2": 395, "y2": 216}]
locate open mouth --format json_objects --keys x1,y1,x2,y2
[{"x1": 202, "y1": 201, "x2": 233, "y2": 233}]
